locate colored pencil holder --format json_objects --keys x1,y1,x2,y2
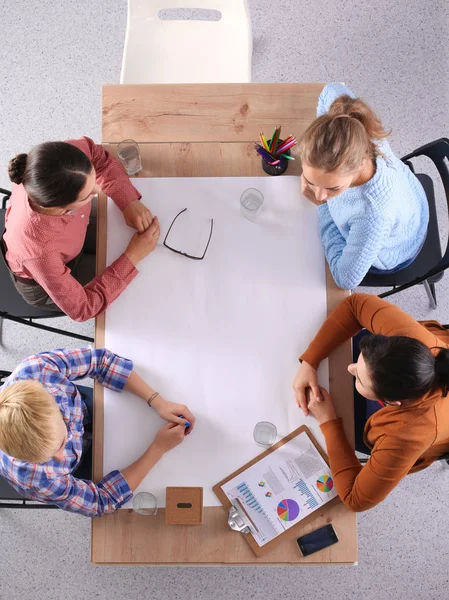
[{"x1": 261, "y1": 139, "x2": 290, "y2": 176}]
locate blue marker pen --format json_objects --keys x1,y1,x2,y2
[{"x1": 179, "y1": 415, "x2": 191, "y2": 428}]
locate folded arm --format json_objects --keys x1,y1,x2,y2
[
  {"x1": 319, "y1": 204, "x2": 391, "y2": 290},
  {"x1": 320, "y1": 418, "x2": 429, "y2": 511},
  {"x1": 24, "y1": 252, "x2": 137, "y2": 322},
  {"x1": 317, "y1": 83, "x2": 356, "y2": 117},
  {"x1": 300, "y1": 293, "x2": 441, "y2": 369},
  {"x1": 34, "y1": 347, "x2": 133, "y2": 392},
  {"x1": 67, "y1": 137, "x2": 141, "y2": 211},
  {"x1": 33, "y1": 470, "x2": 132, "y2": 517}
]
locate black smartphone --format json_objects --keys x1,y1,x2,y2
[{"x1": 296, "y1": 524, "x2": 339, "y2": 557}]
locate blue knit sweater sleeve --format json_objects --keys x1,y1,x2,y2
[
  {"x1": 317, "y1": 83, "x2": 356, "y2": 117},
  {"x1": 318, "y1": 202, "x2": 392, "y2": 289}
]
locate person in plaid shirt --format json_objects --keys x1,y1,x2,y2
[{"x1": 0, "y1": 347, "x2": 195, "y2": 517}]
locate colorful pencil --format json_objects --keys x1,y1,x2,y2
[
  {"x1": 254, "y1": 144, "x2": 279, "y2": 164},
  {"x1": 255, "y1": 128, "x2": 297, "y2": 165},
  {"x1": 276, "y1": 139, "x2": 297, "y2": 154},
  {"x1": 260, "y1": 133, "x2": 270, "y2": 152},
  {"x1": 254, "y1": 142, "x2": 275, "y2": 158},
  {"x1": 270, "y1": 126, "x2": 281, "y2": 153}
]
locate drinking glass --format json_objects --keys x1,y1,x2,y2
[
  {"x1": 240, "y1": 188, "x2": 264, "y2": 221},
  {"x1": 117, "y1": 139, "x2": 142, "y2": 175},
  {"x1": 133, "y1": 492, "x2": 158, "y2": 515},
  {"x1": 253, "y1": 421, "x2": 277, "y2": 446}
]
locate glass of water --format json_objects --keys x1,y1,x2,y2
[
  {"x1": 240, "y1": 188, "x2": 264, "y2": 221},
  {"x1": 133, "y1": 492, "x2": 158, "y2": 515},
  {"x1": 117, "y1": 139, "x2": 142, "y2": 175},
  {"x1": 253, "y1": 421, "x2": 277, "y2": 447}
]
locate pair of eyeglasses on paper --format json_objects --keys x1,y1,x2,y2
[{"x1": 163, "y1": 208, "x2": 214, "y2": 261}]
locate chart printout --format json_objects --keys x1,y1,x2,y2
[{"x1": 220, "y1": 431, "x2": 337, "y2": 547}]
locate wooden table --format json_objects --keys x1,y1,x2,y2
[{"x1": 93, "y1": 84, "x2": 356, "y2": 565}]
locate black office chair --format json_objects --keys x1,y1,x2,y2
[
  {"x1": 361, "y1": 138, "x2": 449, "y2": 309},
  {"x1": 0, "y1": 189, "x2": 93, "y2": 343}
]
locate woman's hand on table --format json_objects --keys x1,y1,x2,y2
[
  {"x1": 124, "y1": 216, "x2": 160, "y2": 266},
  {"x1": 151, "y1": 422, "x2": 187, "y2": 456},
  {"x1": 151, "y1": 395, "x2": 195, "y2": 435},
  {"x1": 293, "y1": 361, "x2": 322, "y2": 416},
  {"x1": 123, "y1": 200, "x2": 154, "y2": 233},
  {"x1": 306, "y1": 386, "x2": 337, "y2": 425}
]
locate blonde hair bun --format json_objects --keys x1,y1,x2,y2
[{"x1": 299, "y1": 95, "x2": 391, "y2": 173}]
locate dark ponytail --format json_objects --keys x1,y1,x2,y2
[
  {"x1": 8, "y1": 142, "x2": 93, "y2": 208},
  {"x1": 434, "y1": 349, "x2": 449, "y2": 397},
  {"x1": 359, "y1": 334, "x2": 448, "y2": 402}
]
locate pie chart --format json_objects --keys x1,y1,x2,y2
[
  {"x1": 277, "y1": 499, "x2": 300, "y2": 522},
  {"x1": 317, "y1": 475, "x2": 334, "y2": 492}
]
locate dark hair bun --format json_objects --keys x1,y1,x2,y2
[{"x1": 8, "y1": 153, "x2": 28, "y2": 185}]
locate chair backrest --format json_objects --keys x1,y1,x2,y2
[
  {"x1": 0, "y1": 370, "x2": 11, "y2": 388},
  {"x1": 0, "y1": 191, "x2": 64, "y2": 318},
  {"x1": 400, "y1": 138, "x2": 449, "y2": 284},
  {"x1": 0, "y1": 189, "x2": 11, "y2": 209},
  {"x1": 121, "y1": 0, "x2": 252, "y2": 84},
  {"x1": 128, "y1": 0, "x2": 249, "y2": 18}
]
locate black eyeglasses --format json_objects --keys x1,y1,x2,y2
[{"x1": 163, "y1": 208, "x2": 214, "y2": 260}]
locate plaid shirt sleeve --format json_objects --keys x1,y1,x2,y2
[
  {"x1": 36, "y1": 347, "x2": 133, "y2": 391},
  {"x1": 28, "y1": 469, "x2": 132, "y2": 517}
]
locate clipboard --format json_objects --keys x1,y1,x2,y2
[{"x1": 213, "y1": 425, "x2": 340, "y2": 557}]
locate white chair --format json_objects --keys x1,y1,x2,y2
[{"x1": 120, "y1": 0, "x2": 252, "y2": 84}]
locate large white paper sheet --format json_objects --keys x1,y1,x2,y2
[
  {"x1": 103, "y1": 176, "x2": 329, "y2": 507},
  {"x1": 221, "y1": 431, "x2": 338, "y2": 547}
]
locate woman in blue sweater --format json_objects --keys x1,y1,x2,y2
[{"x1": 299, "y1": 84, "x2": 428, "y2": 290}]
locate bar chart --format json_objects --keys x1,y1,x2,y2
[
  {"x1": 237, "y1": 482, "x2": 264, "y2": 514},
  {"x1": 294, "y1": 479, "x2": 319, "y2": 510}
]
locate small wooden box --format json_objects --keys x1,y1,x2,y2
[{"x1": 165, "y1": 487, "x2": 203, "y2": 525}]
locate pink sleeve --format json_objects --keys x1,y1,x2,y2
[
  {"x1": 67, "y1": 137, "x2": 142, "y2": 211},
  {"x1": 24, "y1": 253, "x2": 138, "y2": 322}
]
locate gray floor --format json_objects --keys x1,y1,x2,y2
[{"x1": 1, "y1": 1, "x2": 449, "y2": 598}]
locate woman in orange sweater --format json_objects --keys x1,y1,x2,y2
[{"x1": 293, "y1": 293, "x2": 449, "y2": 512}]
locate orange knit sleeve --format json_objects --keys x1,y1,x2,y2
[
  {"x1": 300, "y1": 293, "x2": 441, "y2": 369},
  {"x1": 320, "y1": 418, "x2": 433, "y2": 511}
]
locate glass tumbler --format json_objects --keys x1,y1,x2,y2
[
  {"x1": 133, "y1": 492, "x2": 158, "y2": 515},
  {"x1": 240, "y1": 188, "x2": 264, "y2": 221},
  {"x1": 117, "y1": 139, "x2": 142, "y2": 175},
  {"x1": 253, "y1": 421, "x2": 277, "y2": 447}
]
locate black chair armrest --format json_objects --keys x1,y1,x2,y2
[{"x1": 0, "y1": 189, "x2": 11, "y2": 209}]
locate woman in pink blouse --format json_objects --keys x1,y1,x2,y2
[{"x1": 2, "y1": 137, "x2": 159, "y2": 322}]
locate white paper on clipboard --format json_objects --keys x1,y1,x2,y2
[{"x1": 221, "y1": 430, "x2": 337, "y2": 547}]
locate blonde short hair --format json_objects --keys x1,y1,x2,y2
[{"x1": 0, "y1": 380, "x2": 61, "y2": 463}]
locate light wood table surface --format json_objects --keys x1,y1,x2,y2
[{"x1": 93, "y1": 84, "x2": 356, "y2": 565}]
